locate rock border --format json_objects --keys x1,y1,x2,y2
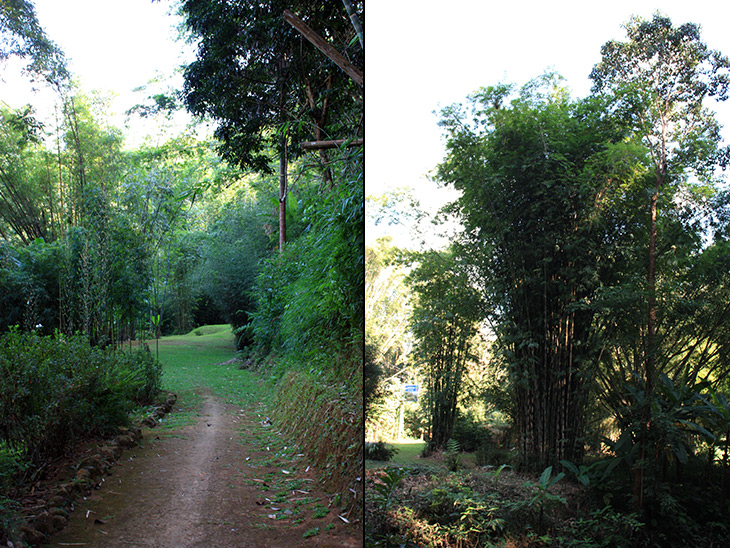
[{"x1": 9, "y1": 391, "x2": 177, "y2": 548}]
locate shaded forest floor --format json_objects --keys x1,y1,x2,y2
[
  {"x1": 365, "y1": 445, "x2": 642, "y2": 548},
  {"x1": 44, "y1": 326, "x2": 362, "y2": 548}
]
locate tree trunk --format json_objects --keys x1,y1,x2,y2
[
  {"x1": 279, "y1": 136, "x2": 287, "y2": 252},
  {"x1": 633, "y1": 173, "x2": 662, "y2": 511}
]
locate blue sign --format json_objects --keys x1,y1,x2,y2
[{"x1": 404, "y1": 384, "x2": 419, "y2": 393}]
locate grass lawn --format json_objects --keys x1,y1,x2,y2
[
  {"x1": 141, "y1": 325, "x2": 272, "y2": 426},
  {"x1": 366, "y1": 439, "x2": 480, "y2": 471},
  {"x1": 390, "y1": 440, "x2": 426, "y2": 465}
]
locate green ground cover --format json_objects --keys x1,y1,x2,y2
[
  {"x1": 366, "y1": 440, "x2": 479, "y2": 471},
  {"x1": 149, "y1": 325, "x2": 270, "y2": 413}
]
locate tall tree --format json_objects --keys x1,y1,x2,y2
[
  {"x1": 180, "y1": 0, "x2": 363, "y2": 249},
  {"x1": 408, "y1": 248, "x2": 482, "y2": 452},
  {"x1": 590, "y1": 13, "x2": 730, "y2": 509},
  {"x1": 437, "y1": 74, "x2": 638, "y2": 470}
]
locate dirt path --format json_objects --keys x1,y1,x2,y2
[{"x1": 47, "y1": 390, "x2": 362, "y2": 548}]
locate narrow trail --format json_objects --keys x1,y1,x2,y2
[{"x1": 47, "y1": 389, "x2": 361, "y2": 548}]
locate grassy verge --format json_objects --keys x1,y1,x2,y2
[{"x1": 272, "y1": 370, "x2": 363, "y2": 515}]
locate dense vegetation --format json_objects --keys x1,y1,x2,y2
[
  {"x1": 367, "y1": 14, "x2": 730, "y2": 547},
  {"x1": 0, "y1": 0, "x2": 363, "y2": 539}
]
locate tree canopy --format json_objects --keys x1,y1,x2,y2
[
  {"x1": 180, "y1": 0, "x2": 363, "y2": 173},
  {"x1": 0, "y1": 0, "x2": 67, "y2": 86}
]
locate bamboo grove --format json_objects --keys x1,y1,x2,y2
[{"x1": 368, "y1": 17, "x2": 730, "y2": 531}]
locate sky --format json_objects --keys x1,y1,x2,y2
[
  {"x1": 0, "y1": 0, "x2": 194, "y2": 146},
  {"x1": 3, "y1": 1, "x2": 730, "y2": 248},
  {"x1": 365, "y1": 1, "x2": 730, "y2": 247}
]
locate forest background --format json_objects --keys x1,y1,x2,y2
[
  {"x1": 0, "y1": 0, "x2": 363, "y2": 536},
  {"x1": 366, "y1": 4, "x2": 730, "y2": 548}
]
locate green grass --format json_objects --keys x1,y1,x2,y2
[
  {"x1": 139, "y1": 325, "x2": 272, "y2": 430},
  {"x1": 151, "y1": 325, "x2": 270, "y2": 405},
  {"x1": 390, "y1": 441, "x2": 427, "y2": 465},
  {"x1": 367, "y1": 440, "x2": 480, "y2": 471}
]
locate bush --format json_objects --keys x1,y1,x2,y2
[
  {"x1": 0, "y1": 330, "x2": 162, "y2": 464},
  {"x1": 451, "y1": 410, "x2": 492, "y2": 452},
  {"x1": 366, "y1": 441, "x2": 398, "y2": 462},
  {"x1": 417, "y1": 478, "x2": 506, "y2": 545}
]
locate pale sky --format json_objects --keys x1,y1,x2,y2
[
  {"x1": 3, "y1": 1, "x2": 730, "y2": 247},
  {"x1": 365, "y1": 1, "x2": 730, "y2": 247},
  {"x1": 0, "y1": 0, "x2": 194, "y2": 146}
]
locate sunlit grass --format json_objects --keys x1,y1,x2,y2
[
  {"x1": 150, "y1": 324, "x2": 271, "y2": 413},
  {"x1": 390, "y1": 440, "x2": 427, "y2": 465},
  {"x1": 367, "y1": 440, "x2": 480, "y2": 471}
]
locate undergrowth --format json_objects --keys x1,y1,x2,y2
[
  {"x1": 273, "y1": 369, "x2": 363, "y2": 516},
  {"x1": 0, "y1": 329, "x2": 161, "y2": 542},
  {"x1": 365, "y1": 466, "x2": 645, "y2": 548}
]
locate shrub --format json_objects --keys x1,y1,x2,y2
[
  {"x1": 417, "y1": 479, "x2": 506, "y2": 545},
  {"x1": 365, "y1": 441, "x2": 398, "y2": 462},
  {"x1": 445, "y1": 438, "x2": 461, "y2": 472},
  {"x1": 0, "y1": 330, "x2": 162, "y2": 464},
  {"x1": 452, "y1": 410, "x2": 492, "y2": 452}
]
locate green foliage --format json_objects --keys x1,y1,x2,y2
[
  {"x1": 0, "y1": 442, "x2": 27, "y2": 511},
  {"x1": 192, "y1": 190, "x2": 269, "y2": 345},
  {"x1": 371, "y1": 467, "x2": 408, "y2": 509},
  {"x1": 181, "y1": 0, "x2": 362, "y2": 173},
  {"x1": 559, "y1": 459, "x2": 606, "y2": 488},
  {"x1": 408, "y1": 248, "x2": 482, "y2": 452},
  {"x1": 365, "y1": 238, "x2": 412, "y2": 367},
  {"x1": 414, "y1": 478, "x2": 506, "y2": 547},
  {"x1": 0, "y1": 239, "x2": 61, "y2": 335},
  {"x1": 0, "y1": 104, "x2": 69, "y2": 244},
  {"x1": 452, "y1": 410, "x2": 493, "y2": 452},
  {"x1": 0, "y1": 328, "x2": 161, "y2": 548},
  {"x1": 508, "y1": 466, "x2": 566, "y2": 534},
  {"x1": 0, "y1": 0, "x2": 68, "y2": 85},
  {"x1": 445, "y1": 438, "x2": 461, "y2": 472},
  {"x1": 556, "y1": 505, "x2": 643, "y2": 548},
  {"x1": 0, "y1": 330, "x2": 161, "y2": 463},
  {"x1": 365, "y1": 441, "x2": 398, "y2": 462},
  {"x1": 590, "y1": 15, "x2": 730, "y2": 513},
  {"x1": 364, "y1": 343, "x2": 384, "y2": 415},
  {"x1": 251, "y1": 148, "x2": 363, "y2": 377},
  {"x1": 590, "y1": 13, "x2": 730, "y2": 179},
  {"x1": 437, "y1": 74, "x2": 639, "y2": 469}
]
